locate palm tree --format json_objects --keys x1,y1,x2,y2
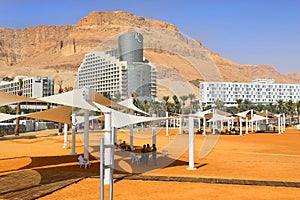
[
  {"x1": 143, "y1": 99, "x2": 148, "y2": 114},
  {"x1": 214, "y1": 99, "x2": 224, "y2": 110},
  {"x1": 296, "y1": 100, "x2": 300, "y2": 124},
  {"x1": 188, "y1": 93, "x2": 196, "y2": 114},
  {"x1": 172, "y1": 95, "x2": 181, "y2": 114},
  {"x1": 14, "y1": 78, "x2": 23, "y2": 136},
  {"x1": 236, "y1": 98, "x2": 243, "y2": 113},
  {"x1": 277, "y1": 99, "x2": 284, "y2": 114},
  {"x1": 162, "y1": 96, "x2": 169, "y2": 112},
  {"x1": 180, "y1": 95, "x2": 188, "y2": 114},
  {"x1": 285, "y1": 100, "x2": 294, "y2": 125}
]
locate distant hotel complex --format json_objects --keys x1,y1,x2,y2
[
  {"x1": 0, "y1": 76, "x2": 54, "y2": 98},
  {"x1": 200, "y1": 78, "x2": 300, "y2": 107},
  {"x1": 78, "y1": 31, "x2": 157, "y2": 101}
]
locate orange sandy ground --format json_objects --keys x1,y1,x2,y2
[{"x1": 1, "y1": 127, "x2": 300, "y2": 199}]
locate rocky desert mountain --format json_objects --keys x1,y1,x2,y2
[{"x1": 0, "y1": 11, "x2": 299, "y2": 99}]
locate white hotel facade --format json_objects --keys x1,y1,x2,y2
[
  {"x1": 0, "y1": 76, "x2": 54, "y2": 98},
  {"x1": 200, "y1": 78, "x2": 300, "y2": 107}
]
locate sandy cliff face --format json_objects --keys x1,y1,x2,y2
[{"x1": 0, "y1": 11, "x2": 299, "y2": 96}]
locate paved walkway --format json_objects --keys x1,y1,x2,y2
[{"x1": 121, "y1": 174, "x2": 300, "y2": 188}]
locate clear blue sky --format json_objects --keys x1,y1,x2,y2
[{"x1": 1, "y1": 0, "x2": 299, "y2": 74}]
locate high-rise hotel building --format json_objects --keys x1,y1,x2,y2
[
  {"x1": 78, "y1": 31, "x2": 157, "y2": 101},
  {"x1": 200, "y1": 78, "x2": 300, "y2": 107},
  {"x1": 0, "y1": 76, "x2": 54, "y2": 98}
]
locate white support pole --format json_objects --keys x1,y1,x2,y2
[
  {"x1": 231, "y1": 117, "x2": 234, "y2": 130},
  {"x1": 283, "y1": 113, "x2": 286, "y2": 132},
  {"x1": 212, "y1": 109, "x2": 215, "y2": 134},
  {"x1": 239, "y1": 117, "x2": 243, "y2": 136},
  {"x1": 179, "y1": 117, "x2": 182, "y2": 134},
  {"x1": 173, "y1": 118, "x2": 176, "y2": 129},
  {"x1": 112, "y1": 127, "x2": 117, "y2": 145},
  {"x1": 63, "y1": 123, "x2": 69, "y2": 148},
  {"x1": 152, "y1": 114, "x2": 157, "y2": 146},
  {"x1": 255, "y1": 120, "x2": 258, "y2": 132},
  {"x1": 187, "y1": 115, "x2": 196, "y2": 170},
  {"x1": 251, "y1": 109, "x2": 254, "y2": 132},
  {"x1": 203, "y1": 117, "x2": 206, "y2": 136},
  {"x1": 166, "y1": 111, "x2": 169, "y2": 136},
  {"x1": 227, "y1": 119, "x2": 230, "y2": 132},
  {"x1": 278, "y1": 116, "x2": 281, "y2": 134},
  {"x1": 104, "y1": 111, "x2": 112, "y2": 185},
  {"x1": 84, "y1": 109, "x2": 89, "y2": 160},
  {"x1": 70, "y1": 114, "x2": 77, "y2": 155},
  {"x1": 130, "y1": 110, "x2": 134, "y2": 150},
  {"x1": 246, "y1": 117, "x2": 248, "y2": 135},
  {"x1": 221, "y1": 119, "x2": 224, "y2": 132},
  {"x1": 266, "y1": 110, "x2": 269, "y2": 125}
]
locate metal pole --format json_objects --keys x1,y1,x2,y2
[
  {"x1": 251, "y1": 109, "x2": 254, "y2": 132},
  {"x1": 84, "y1": 109, "x2": 89, "y2": 160},
  {"x1": 278, "y1": 116, "x2": 281, "y2": 134},
  {"x1": 63, "y1": 123, "x2": 69, "y2": 148},
  {"x1": 152, "y1": 114, "x2": 157, "y2": 146},
  {"x1": 100, "y1": 138, "x2": 104, "y2": 200},
  {"x1": 246, "y1": 117, "x2": 248, "y2": 135},
  {"x1": 179, "y1": 117, "x2": 182, "y2": 134},
  {"x1": 203, "y1": 117, "x2": 206, "y2": 136},
  {"x1": 239, "y1": 117, "x2": 243, "y2": 136},
  {"x1": 104, "y1": 111, "x2": 111, "y2": 185},
  {"x1": 187, "y1": 114, "x2": 196, "y2": 170},
  {"x1": 130, "y1": 111, "x2": 134, "y2": 150},
  {"x1": 70, "y1": 114, "x2": 77, "y2": 155},
  {"x1": 166, "y1": 111, "x2": 169, "y2": 136}
]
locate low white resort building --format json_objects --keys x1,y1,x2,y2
[
  {"x1": 200, "y1": 78, "x2": 300, "y2": 107},
  {"x1": 0, "y1": 76, "x2": 54, "y2": 98}
]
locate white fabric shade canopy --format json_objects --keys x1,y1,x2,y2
[
  {"x1": 93, "y1": 102, "x2": 168, "y2": 128},
  {"x1": 38, "y1": 89, "x2": 98, "y2": 111},
  {"x1": 0, "y1": 113, "x2": 23, "y2": 122},
  {"x1": 118, "y1": 98, "x2": 149, "y2": 115}
]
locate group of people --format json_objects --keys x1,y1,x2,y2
[
  {"x1": 141, "y1": 144, "x2": 157, "y2": 165},
  {"x1": 114, "y1": 140, "x2": 132, "y2": 151}
]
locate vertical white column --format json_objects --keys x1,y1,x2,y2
[
  {"x1": 266, "y1": 110, "x2": 269, "y2": 125},
  {"x1": 104, "y1": 111, "x2": 112, "y2": 185},
  {"x1": 221, "y1": 119, "x2": 224, "y2": 132},
  {"x1": 152, "y1": 114, "x2": 157, "y2": 146},
  {"x1": 227, "y1": 119, "x2": 230, "y2": 132},
  {"x1": 187, "y1": 115, "x2": 196, "y2": 170},
  {"x1": 278, "y1": 116, "x2": 281, "y2": 134},
  {"x1": 283, "y1": 113, "x2": 286, "y2": 132},
  {"x1": 239, "y1": 117, "x2": 243, "y2": 136},
  {"x1": 212, "y1": 109, "x2": 215, "y2": 134},
  {"x1": 70, "y1": 114, "x2": 77, "y2": 155},
  {"x1": 63, "y1": 123, "x2": 69, "y2": 148},
  {"x1": 112, "y1": 127, "x2": 116, "y2": 145},
  {"x1": 173, "y1": 118, "x2": 176, "y2": 129},
  {"x1": 203, "y1": 117, "x2": 206, "y2": 136},
  {"x1": 84, "y1": 109, "x2": 89, "y2": 160},
  {"x1": 166, "y1": 111, "x2": 169, "y2": 136},
  {"x1": 246, "y1": 117, "x2": 248, "y2": 135},
  {"x1": 130, "y1": 110, "x2": 134, "y2": 150},
  {"x1": 179, "y1": 117, "x2": 182, "y2": 134},
  {"x1": 231, "y1": 117, "x2": 234, "y2": 129},
  {"x1": 251, "y1": 109, "x2": 254, "y2": 132}
]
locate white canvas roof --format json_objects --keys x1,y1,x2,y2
[
  {"x1": 0, "y1": 113, "x2": 22, "y2": 122},
  {"x1": 192, "y1": 109, "x2": 212, "y2": 118},
  {"x1": 38, "y1": 89, "x2": 98, "y2": 111},
  {"x1": 249, "y1": 114, "x2": 266, "y2": 122},
  {"x1": 93, "y1": 102, "x2": 168, "y2": 128},
  {"x1": 207, "y1": 113, "x2": 227, "y2": 122},
  {"x1": 118, "y1": 98, "x2": 149, "y2": 115}
]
